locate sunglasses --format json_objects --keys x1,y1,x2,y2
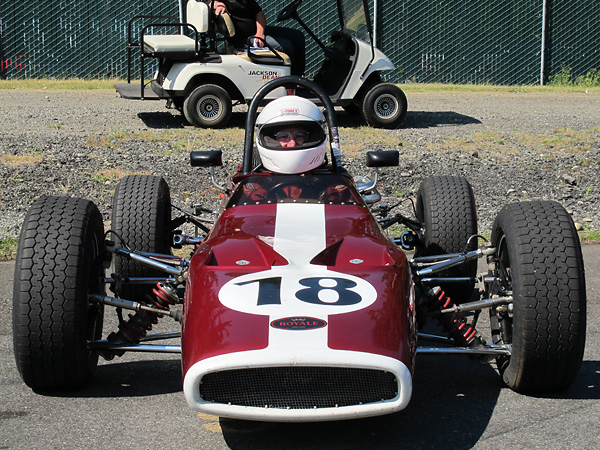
[{"x1": 275, "y1": 130, "x2": 309, "y2": 143}]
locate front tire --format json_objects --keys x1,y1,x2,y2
[
  {"x1": 361, "y1": 83, "x2": 407, "y2": 129},
  {"x1": 415, "y1": 176, "x2": 478, "y2": 302},
  {"x1": 490, "y1": 201, "x2": 586, "y2": 393},
  {"x1": 13, "y1": 196, "x2": 105, "y2": 390},
  {"x1": 111, "y1": 175, "x2": 172, "y2": 301},
  {"x1": 183, "y1": 84, "x2": 232, "y2": 128}
]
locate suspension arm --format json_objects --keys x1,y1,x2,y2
[
  {"x1": 89, "y1": 293, "x2": 178, "y2": 318},
  {"x1": 414, "y1": 247, "x2": 496, "y2": 277},
  {"x1": 106, "y1": 246, "x2": 186, "y2": 277}
]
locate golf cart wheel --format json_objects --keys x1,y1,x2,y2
[
  {"x1": 490, "y1": 201, "x2": 586, "y2": 393},
  {"x1": 13, "y1": 196, "x2": 105, "y2": 390},
  {"x1": 415, "y1": 176, "x2": 478, "y2": 303},
  {"x1": 362, "y1": 83, "x2": 407, "y2": 129},
  {"x1": 112, "y1": 175, "x2": 172, "y2": 301},
  {"x1": 183, "y1": 84, "x2": 232, "y2": 128}
]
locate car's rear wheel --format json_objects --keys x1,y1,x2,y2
[
  {"x1": 111, "y1": 175, "x2": 172, "y2": 301},
  {"x1": 415, "y1": 176, "x2": 478, "y2": 303},
  {"x1": 183, "y1": 84, "x2": 232, "y2": 128},
  {"x1": 490, "y1": 201, "x2": 586, "y2": 393},
  {"x1": 13, "y1": 196, "x2": 105, "y2": 390},
  {"x1": 361, "y1": 83, "x2": 407, "y2": 129}
]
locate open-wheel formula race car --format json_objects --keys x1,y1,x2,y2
[
  {"x1": 13, "y1": 77, "x2": 586, "y2": 422},
  {"x1": 114, "y1": 0, "x2": 407, "y2": 129}
]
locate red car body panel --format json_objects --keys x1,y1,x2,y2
[{"x1": 181, "y1": 175, "x2": 416, "y2": 421}]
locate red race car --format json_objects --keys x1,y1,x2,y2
[{"x1": 13, "y1": 77, "x2": 586, "y2": 422}]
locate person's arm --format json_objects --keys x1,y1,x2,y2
[
  {"x1": 213, "y1": 1, "x2": 227, "y2": 15},
  {"x1": 254, "y1": 10, "x2": 267, "y2": 47}
]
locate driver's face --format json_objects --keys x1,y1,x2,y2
[{"x1": 275, "y1": 127, "x2": 308, "y2": 148}]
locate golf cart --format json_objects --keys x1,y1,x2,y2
[{"x1": 114, "y1": 0, "x2": 407, "y2": 128}]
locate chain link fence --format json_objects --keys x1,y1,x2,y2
[{"x1": 1, "y1": 0, "x2": 598, "y2": 84}]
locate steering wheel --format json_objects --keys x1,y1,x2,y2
[
  {"x1": 277, "y1": 0, "x2": 302, "y2": 22},
  {"x1": 267, "y1": 180, "x2": 310, "y2": 200}
]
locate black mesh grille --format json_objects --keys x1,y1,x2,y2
[{"x1": 200, "y1": 367, "x2": 398, "y2": 409}]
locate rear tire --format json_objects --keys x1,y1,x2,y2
[
  {"x1": 111, "y1": 175, "x2": 172, "y2": 301},
  {"x1": 12, "y1": 196, "x2": 105, "y2": 390},
  {"x1": 415, "y1": 176, "x2": 478, "y2": 302},
  {"x1": 361, "y1": 83, "x2": 407, "y2": 129},
  {"x1": 490, "y1": 201, "x2": 586, "y2": 393},
  {"x1": 183, "y1": 84, "x2": 232, "y2": 128}
]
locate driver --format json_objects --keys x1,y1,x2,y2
[
  {"x1": 255, "y1": 95, "x2": 328, "y2": 175},
  {"x1": 238, "y1": 95, "x2": 354, "y2": 203}
]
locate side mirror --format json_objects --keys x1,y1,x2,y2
[
  {"x1": 190, "y1": 150, "x2": 223, "y2": 167},
  {"x1": 366, "y1": 150, "x2": 399, "y2": 168},
  {"x1": 190, "y1": 150, "x2": 226, "y2": 192}
]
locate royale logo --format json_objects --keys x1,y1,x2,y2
[{"x1": 271, "y1": 317, "x2": 327, "y2": 330}]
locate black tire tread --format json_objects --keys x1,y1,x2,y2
[
  {"x1": 492, "y1": 200, "x2": 586, "y2": 392},
  {"x1": 111, "y1": 175, "x2": 171, "y2": 300},
  {"x1": 12, "y1": 196, "x2": 104, "y2": 390},
  {"x1": 415, "y1": 175, "x2": 478, "y2": 301}
]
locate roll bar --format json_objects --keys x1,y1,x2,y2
[{"x1": 242, "y1": 75, "x2": 342, "y2": 174}]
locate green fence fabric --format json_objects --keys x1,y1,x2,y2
[{"x1": 1, "y1": 0, "x2": 598, "y2": 84}]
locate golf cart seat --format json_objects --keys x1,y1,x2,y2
[
  {"x1": 142, "y1": 0, "x2": 209, "y2": 57},
  {"x1": 236, "y1": 45, "x2": 291, "y2": 66}
]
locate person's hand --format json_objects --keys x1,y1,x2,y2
[
  {"x1": 213, "y1": 1, "x2": 227, "y2": 15},
  {"x1": 253, "y1": 35, "x2": 265, "y2": 48}
]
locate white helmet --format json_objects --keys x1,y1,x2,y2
[{"x1": 255, "y1": 96, "x2": 328, "y2": 174}]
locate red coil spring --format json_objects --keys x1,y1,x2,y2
[
  {"x1": 426, "y1": 286, "x2": 479, "y2": 346},
  {"x1": 112, "y1": 282, "x2": 179, "y2": 344},
  {"x1": 149, "y1": 283, "x2": 179, "y2": 310}
]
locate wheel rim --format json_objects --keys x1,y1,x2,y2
[
  {"x1": 86, "y1": 232, "x2": 105, "y2": 367},
  {"x1": 491, "y1": 234, "x2": 514, "y2": 345},
  {"x1": 373, "y1": 93, "x2": 399, "y2": 120},
  {"x1": 197, "y1": 95, "x2": 223, "y2": 121}
]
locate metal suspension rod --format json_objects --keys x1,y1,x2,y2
[
  {"x1": 441, "y1": 296, "x2": 513, "y2": 314},
  {"x1": 106, "y1": 246, "x2": 185, "y2": 276},
  {"x1": 415, "y1": 247, "x2": 495, "y2": 277}
]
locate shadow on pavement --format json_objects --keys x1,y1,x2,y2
[
  {"x1": 135, "y1": 109, "x2": 481, "y2": 131},
  {"x1": 220, "y1": 354, "x2": 501, "y2": 450}
]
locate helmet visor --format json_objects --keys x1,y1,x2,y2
[{"x1": 259, "y1": 121, "x2": 326, "y2": 150}]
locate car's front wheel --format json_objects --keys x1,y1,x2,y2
[
  {"x1": 490, "y1": 200, "x2": 586, "y2": 393},
  {"x1": 111, "y1": 175, "x2": 172, "y2": 301},
  {"x1": 415, "y1": 176, "x2": 478, "y2": 303},
  {"x1": 13, "y1": 196, "x2": 105, "y2": 390}
]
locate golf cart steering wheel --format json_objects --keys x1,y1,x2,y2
[{"x1": 277, "y1": 0, "x2": 302, "y2": 22}]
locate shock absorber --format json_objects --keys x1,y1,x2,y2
[
  {"x1": 108, "y1": 282, "x2": 179, "y2": 345},
  {"x1": 425, "y1": 286, "x2": 483, "y2": 347}
]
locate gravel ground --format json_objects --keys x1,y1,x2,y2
[{"x1": 1, "y1": 88, "x2": 599, "y2": 243}]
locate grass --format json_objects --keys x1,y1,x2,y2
[
  {"x1": 86, "y1": 127, "x2": 246, "y2": 153},
  {"x1": 415, "y1": 126, "x2": 600, "y2": 160},
  {"x1": 0, "y1": 78, "x2": 119, "y2": 90},
  {"x1": 0, "y1": 153, "x2": 43, "y2": 167},
  {"x1": 548, "y1": 66, "x2": 600, "y2": 88},
  {"x1": 1, "y1": 78, "x2": 599, "y2": 94},
  {"x1": 0, "y1": 238, "x2": 18, "y2": 261}
]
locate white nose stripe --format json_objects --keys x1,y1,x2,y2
[{"x1": 273, "y1": 203, "x2": 326, "y2": 267}]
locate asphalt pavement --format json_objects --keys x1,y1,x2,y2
[{"x1": 0, "y1": 246, "x2": 598, "y2": 450}]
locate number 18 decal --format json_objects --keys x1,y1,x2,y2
[{"x1": 219, "y1": 269, "x2": 377, "y2": 316}]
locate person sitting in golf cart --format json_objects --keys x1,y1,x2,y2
[{"x1": 210, "y1": 0, "x2": 305, "y2": 76}]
